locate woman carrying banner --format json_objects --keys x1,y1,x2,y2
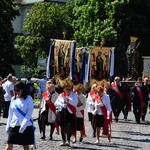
[
  {"x1": 39, "y1": 81, "x2": 59, "y2": 140},
  {"x1": 87, "y1": 83, "x2": 97, "y2": 137},
  {"x1": 93, "y1": 86, "x2": 112, "y2": 144},
  {"x1": 55, "y1": 79, "x2": 78, "y2": 147},
  {"x1": 72, "y1": 84, "x2": 86, "y2": 143},
  {"x1": 5, "y1": 81, "x2": 34, "y2": 150}
]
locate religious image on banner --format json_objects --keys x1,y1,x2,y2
[
  {"x1": 91, "y1": 47, "x2": 111, "y2": 80},
  {"x1": 74, "y1": 48, "x2": 83, "y2": 83},
  {"x1": 54, "y1": 40, "x2": 71, "y2": 78},
  {"x1": 75, "y1": 48, "x2": 90, "y2": 85}
]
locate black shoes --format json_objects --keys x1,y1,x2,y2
[
  {"x1": 41, "y1": 136, "x2": 46, "y2": 140},
  {"x1": 79, "y1": 137, "x2": 83, "y2": 142},
  {"x1": 49, "y1": 136, "x2": 53, "y2": 140},
  {"x1": 72, "y1": 139, "x2": 76, "y2": 143},
  {"x1": 93, "y1": 132, "x2": 96, "y2": 137},
  {"x1": 115, "y1": 118, "x2": 118, "y2": 123}
]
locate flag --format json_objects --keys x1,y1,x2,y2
[
  {"x1": 70, "y1": 41, "x2": 76, "y2": 80},
  {"x1": 108, "y1": 47, "x2": 115, "y2": 78},
  {"x1": 84, "y1": 47, "x2": 91, "y2": 84},
  {"x1": 80, "y1": 47, "x2": 86, "y2": 84},
  {"x1": 46, "y1": 41, "x2": 54, "y2": 79}
]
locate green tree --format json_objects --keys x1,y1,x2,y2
[
  {"x1": 0, "y1": 0, "x2": 19, "y2": 77},
  {"x1": 15, "y1": 2, "x2": 74, "y2": 77},
  {"x1": 73, "y1": 0, "x2": 116, "y2": 47}
]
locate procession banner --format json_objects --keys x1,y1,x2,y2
[
  {"x1": 90, "y1": 46, "x2": 112, "y2": 86},
  {"x1": 53, "y1": 39, "x2": 76, "y2": 85},
  {"x1": 74, "y1": 47, "x2": 91, "y2": 85},
  {"x1": 46, "y1": 41, "x2": 54, "y2": 79},
  {"x1": 70, "y1": 42, "x2": 76, "y2": 80},
  {"x1": 142, "y1": 56, "x2": 150, "y2": 78},
  {"x1": 108, "y1": 47, "x2": 115, "y2": 78}
]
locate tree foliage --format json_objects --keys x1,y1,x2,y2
[
  {"x1": 73, "y1": 0, "x2": 116, "y2": 47},
  {"x1": 0, "y1": 0, "x2": 19, "y2": 77},
  {"x1": 15, "y1": 2, "x2": 74, "y2": 77}
]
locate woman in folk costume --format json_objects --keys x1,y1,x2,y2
[
  {"x1": 55, "y1": 79, "x2": 78, "y2": 147},
  {"x1": 132, "y1": 77, "x2": 149, "y2": 124},
  {"x1": 39, "y1": 81, "x2": 59, "y2": 140},
  {"x1": 87, "y1": 83, "x2": 97, "y2": 137},
  {"x1": 72, "y1": 84, "x2": 86, "y2": 143},
  {"x1": 93, "y1": 86, "x2": 112, "y2": 144}
]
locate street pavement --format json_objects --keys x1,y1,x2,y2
[{"x1": 0, "y1": 104, "x2": 150, "y2": 150}]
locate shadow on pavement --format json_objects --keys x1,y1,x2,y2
[
  {"x1": 112, "y1": 135, "x2": 150, "y2": 143},
  {"x1": 112, "y1": 130, "x2": 150, "y2": 137},
  {"x1": 74, "y1": 142, "x2": 141, "y2": 149},
  {"x1": 0, "y1": 123, "x2": 6, "y2": 126},
  {"x1": 121, "y1": 131, "x2": 150, "y2": 137},
  {"x1": 115, "y1": 120, "x2": 150, "y2": 125}
]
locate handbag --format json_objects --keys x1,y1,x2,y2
[
  {"x1": 56, "y1": 110, "x2": 64, "y2": 126},
  {"x1": 38, "y1": 111, "x2": 47, "y2": 121}
]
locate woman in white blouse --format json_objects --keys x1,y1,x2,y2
[
  {"x1": 5, "y1": 81, "x2": 34, "y2": 150},
  {"x1": 87, "y1": 84, "x2": 97, "y2": 137},
  {"x1": 94, "y1": 86, "x2": 112, "y2": 144},
  {"x1": 39, "y1": 81, "x2": 59, "y2": 140},
  {"x1": 72, "y1": 84, "x2": 86, "y2": 143},
  {"x1": 55, "y1": 80, "x2": 78, "y2": 147}
]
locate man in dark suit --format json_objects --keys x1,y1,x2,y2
[
  {"x1": 111, "y1": 77, "x2": 125, "y2": 122},
  {"x1": 132, "y1": 77, "x2": 149, "y2": 124}
]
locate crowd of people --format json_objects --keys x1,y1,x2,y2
[{"x1": 0, "y1": 73, "x2": 150, "y2": 150}]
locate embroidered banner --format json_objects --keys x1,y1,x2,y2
[
  {"x1": 54, "y1": 40, "x2": 72, "y2": 78},
  {"x1": 91, "y1": 46, "x2": 111, "y2": 80}
]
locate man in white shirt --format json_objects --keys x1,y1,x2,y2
[{"x1": 2, "y1": 74, "x2": 14, "y2": 118}]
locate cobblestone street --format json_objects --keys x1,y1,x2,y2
[{"x1": 0, "y1": 104, "x2": 150, "y2": 150}]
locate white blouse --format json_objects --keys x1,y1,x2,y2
[
  {"x1": 76, "y1": 93, "x2": 86, "y2": 118},
  {"x1": 55, "y1": 92, "x2": 78, "y2": 114},
  {"x1": 40, "y1": 91, "x2": 59, "y2": 123},
  {"x1": 87, "y1": 93, "x2": 95, "y2": 113},
  {"x1": 6, "y1": 95, "x2": 34, "y2": 132},
  {"x1": 95, "y1": 94, "x2": 112, "y2": 118}
]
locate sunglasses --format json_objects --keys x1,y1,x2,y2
[
  {"x1": 14, "y1": 89, "x2": 21, "y2": 92},
  {"x1": 66, "y1": 88, "x2": 71, "y2": 91}
]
